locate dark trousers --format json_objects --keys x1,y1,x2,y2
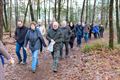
[
  {"x1": 100, "y1": 32, "x2": 104, "y2": 38},
  {"x1": 76, "y1": 35, "x2": 82, "y2": 46},
  {"x1": 60, "y1": 42, "x2": 69, "y2": 58},
  {"x1": 69, "y1": 36, "x2": 75, "y2": 48}
]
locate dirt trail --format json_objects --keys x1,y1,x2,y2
[{"x1": 4, "y1": 32, "x2": 120, "y2": 80}]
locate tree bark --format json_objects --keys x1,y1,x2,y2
[
  {"x1": 91, "y1": 0, "x2": 96, "y2": 25},
  {"x1": 80, "y1": 0, "x2": 86, "y2": 24},
  {"x1": 0, "y1": 0, "x2": 3, "y2": 40},
  {"x1": 3, "y1": 0, "x2": 9, "y2": 32},
  {"x1": 9, "y1": 0, "x2": 12, "y2": 37},
  {"x1": 109, "y1": 0, "x2": 114, "y2": 48},
  {"x1": 23, "y1": 0, "x2": 30, "y2": 24},
  {"x1": 37, "y1": 0, "x2": 41, "y2": 19},
  {"x1": 66, "y1": 0, "x2": 69, "y2": 22},
  {"x1": 85, "y1": 0, "x2": 88, "y2": 23},
  {"x1": 44, "y1": 0, "x2": 47, "y2": 27},
  {"x1": 29, "y1": 0, "x2": 35, "y2": 21},
  {"x1": 54, "y1": 0, "x2": 57, "y2": 20},
  {"x1": 14, "y1": 0, "x2": 18, "y2": 27},
  {"x1": 58, "y1": 0, "x2": 61, "y2": 23},
  {"x1": 116, "y1": 0, "x2": 120, "y2": 44}
]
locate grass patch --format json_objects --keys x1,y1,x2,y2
[{"x1": 81, "y1": 41, "x2": 108, "y2": 53}]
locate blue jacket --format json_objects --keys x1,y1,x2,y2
[
  {"x1": 24, "y1": 28, "x2": 46, "y2": 52},
  {"x1": 92, "y1": 25, "x2": 99, "y2": 33},
  {"x1": 75, "y1": 24, "x2": 84, "y2": 36}
]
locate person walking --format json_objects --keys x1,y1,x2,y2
[
  {"x1": 15, "y1": 20, "x2": 28, "y2": 64},
  {"x1": 46, "y1": 21, "x2": 63, "y2": 72},
  {"x1": 24, "y1": 21, "x2": 47, "y2": 73}
]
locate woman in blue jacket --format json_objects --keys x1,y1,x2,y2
[{"x1": 24, "y1": 21, "x2": 46, "y2": 73}]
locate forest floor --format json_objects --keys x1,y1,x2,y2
[{"x1": 3, "y1": 31, "x2": 120, "y2": 80}]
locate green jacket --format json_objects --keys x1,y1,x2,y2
[{"x1": 46, "y1": 28, "x2": 63, "y2": 51}]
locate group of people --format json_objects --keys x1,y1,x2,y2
[{"x1": 0, "y1": 19, "x2": 105, "y2": 79}]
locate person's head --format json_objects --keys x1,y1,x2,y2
[
  {"x1": 17, "y1": 20, "x2": 23, "y2": 28},
  {"x1": 37, "y1": 19, "x2": 42, "y2": 25},
  {"x1": 52, "y1": 21, "x2": 59, "y2": 30},
  {"x1": 30, "y1": 21, "x2": 36, "y2": 30},
  {"x1": 69, "y1": 22, "x2": 73, "y2": 26},
  {"x1": 61, "y1": 20, "x2": 67, "y2": 27}
]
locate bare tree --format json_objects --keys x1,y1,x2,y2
[
  {"x1": 109, "y1": 0, "x2": 114, "y2": 48},
  {"x1": 116, "y1": 0, "x2": 120, "y2": 44},
  {"x1": 0, "y1": 0, "x2": 3, "y2": 40},
  {"x1": 92, "y1": 0, "x2": 96, "y2": 25}
]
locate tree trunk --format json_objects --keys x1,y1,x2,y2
[
  {"x1": 109, "y1": 0, "x2": 114, "y2": 48},
  {"x1": 44, "y1": 0, "x2": 47, "y2": 27},
  {"x1": 23, "y1": 0, "x2": 30, "y2": 24},
  {"x1": 48, "y1": 0, "x2": 50, "y2": 24},
  {"x1": 0, "y1": 0, "x2": 3, "y2": 40},
  {"x1": 70, "y1": 0, "x2": 74, "y2": 22},
  {"x1": 58, "y1": 0, "x2": 61, "y2": 23},
  {"x1": 116, "y1": 0, "x2": 120, "y2": 44},
  {"x1": 66, "y1": 0, "x2": 69, "y2": 22},
  {"x1": 85, "y1": 0, "x2": 88, "y2": 23},
  {"x1": 37, "y1": 0, "x2": 41, "y2": 19},
  {"x1": 92, "y1": 0, "x2": 96, "y2": 25},
  {"x1": 9, "y1": 0, "x2": 12, "y2": 37},
  {"x1": 3, "y1": 0, "x2": 9, "y2": 32},
  {"x1": 80, "y1": 0, "x2": 86, "y2": 24},
  {"x1": 105, "y1": 0, "x2": 109, "y2": 28},
  {"x1": 29, "y1": 0, "x2": 35, "y2": 21},
  {"x1": 14, "y1": 0, "x2": 18, "y2": 27},
  {"x1": 54, "y1": 0, "x2": 57, "y2": 20},
  {"x1": 101, "y1": 0, "x2": 104, "y2": 25}
]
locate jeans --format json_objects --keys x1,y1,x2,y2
[
  {"x1": 76, "y1": 35, "x2": 82, "y2": 46},
  {"x1": 16, "y1": 42, "x2": 27, "y2": 63},
  {"x1": 31, "y1": 50, "x2": 39, "y2": 71}
]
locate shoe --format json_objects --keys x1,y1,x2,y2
[
  {"x1": 32, "y1": 70, "x2": 36, "y2": 73},
  {"x1": 18, "y1": 60, "x2": 22, "y2": 64},
  {"x1": 21, "y1": 62, "x2": 27, "y2": 65},
  {"x1": 53, "y1": 69, "x2": 57, "y2": 73}
]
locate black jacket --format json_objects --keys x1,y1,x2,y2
[
  {"x1": 60, "y1": 26, "x2": 72, "y2": 42},
  {"x1": 15, "y1": 26, "x2": 28, "y2": 45}
]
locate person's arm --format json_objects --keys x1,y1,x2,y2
[
  {"x1": 38, "y1": 30, "x2": 47, "y2": 47},
  {"x1": 46, "y1": 30, "x2": 52, "y2": 42},
  {"x1": 24, "y1": 31, "x2": 29, "y2": 48}
]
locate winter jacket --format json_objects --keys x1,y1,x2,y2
[
  {"x1": 92, "y1": 25, "x2": 99, "y2": 33},
  {"x1": 0, "y1": 41, "x2": 11, "y2": 80},
  {"x1": 24, "y1": 28, "x2": 46, "y2": 52},
  {"x1": 60, "y1": 26, "x2": 72, "y2": 42},
  {"x1": 46, "y1": 28, "x2": 63, "y2": 51},
  {"x1": 15, "y1": 26, "x2": 28, "y2": 45},
  {"x1": 75, "y1": 24, "x2": 84, "y2": 37}
]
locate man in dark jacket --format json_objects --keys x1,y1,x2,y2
[
  {"x1": 46, "y1": 21, "x2": 63, "y2": 72},
  {"x1": 60, "y1": 21, "x2": 72, "y2": 58},
  {"x1": 75, "y1": 22, "x2": 84, "y2": 47},
  {"x1": 15, "y1": 20, "x2": 28, "y2": 64},
  {"x1": 99, "y1": 25, "x2": 104, "y2": 38}
]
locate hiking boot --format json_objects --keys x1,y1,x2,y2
[
  {"x1": 18, "y1": 59, "x2": 22, "y2": 64},
  {"x1": 53, "y1": 68, "x2": 57, "y2": 73},
  {"x1": 21, "y1": 62, "x2": 27, "y2": 65}
]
